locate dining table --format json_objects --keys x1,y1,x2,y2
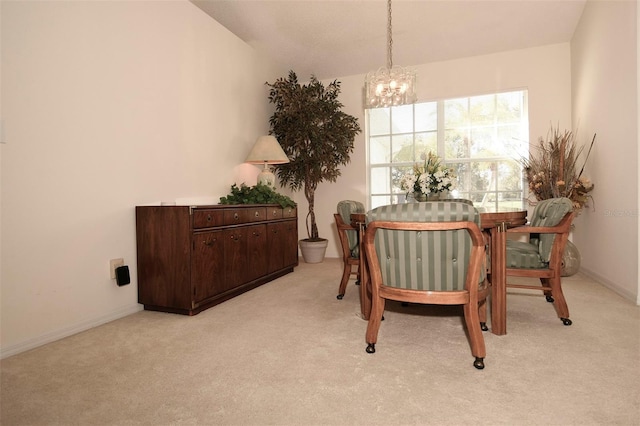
[{"x1": 352, "y1": 206, "x2": 527, "y2": 336}]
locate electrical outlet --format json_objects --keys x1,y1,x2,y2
[{"x1": 110, "y1": 258, "x2": 124, "y2": 279}]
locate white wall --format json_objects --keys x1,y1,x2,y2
[
  {"x1": 0, "y1": 0, "x2": 282, "y2": 357},
  {"x1": 571, "y1": 0, "x2": 639, "y2": 303},
  {"x1": 308, "y1": 44, "x2": 572, "y2": 259}
]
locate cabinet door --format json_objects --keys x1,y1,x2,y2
[
  {"x1": 246, "y1": 224, "x2": 268, "y2": 282},
  {"x1": 191, "y1": 230, "x2": 224, "y2": 303},
  {"x1": 267, "y1": 220, "x2": 298, "y2": 273},
  {"x1": 282, "y1": 219, "x2": 299, "y2": 267},
  {"x1": 223, "y1": 227, "x2": 248, "y2": 292},
  {"x1": 267, "y1": 222, "x2": 286, "y2": 273}
]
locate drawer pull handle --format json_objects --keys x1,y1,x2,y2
[
  {"x1": 254, "y1": 211, "x2": 260, "y2": 218},
  {"x1": 207, "y1": 215, "x2": 212, "y2": 222},
  {"x1": 273, "y1": 210, "x2": 278, "y2": 216},
  {"x1": 203, "y1": 240, "x2": 213, "y2": 246},
  {"x1": 234, "y1": 213, "x2": 239, "y2": 220}
]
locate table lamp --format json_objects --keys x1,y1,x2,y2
[{"x1": 245, "y1": 135, "x2": 290, "y2": 187}]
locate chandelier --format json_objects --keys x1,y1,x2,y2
[{"x1": 364, "y1": 0, "x2": 417, "y2": 108}]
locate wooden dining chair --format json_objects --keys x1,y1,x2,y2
[
  {"x1": 505, "y1": 197, "x2": 575, "y2": 325},
  {"x1": 334, "y1": 200, "x2": 365, "y2": 300},
  {"x1": 363, "y1": 202, "x2": 489, "y2": 369}
]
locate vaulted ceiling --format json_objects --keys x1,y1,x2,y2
[{"x1": 192, "y1": 0, "x2": 587, "y2": 80}]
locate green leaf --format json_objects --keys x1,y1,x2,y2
[{"x1": 219, "y1": 183, "x2": 296, "y2": 209}]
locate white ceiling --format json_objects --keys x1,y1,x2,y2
[{"x1": 191, "y1": 0, "x2": 587, "y2": 80}]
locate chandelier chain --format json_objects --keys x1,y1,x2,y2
[{"x1": 387, "y1": 0, "x2": 393, "y2": 69}]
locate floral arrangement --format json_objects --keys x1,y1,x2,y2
[
  {"x1": 400, "y1": 151, "x2": 455, "y2": 199},
  {"x1": 523, "y1": 126, "x2": 595, "y2": 214}
]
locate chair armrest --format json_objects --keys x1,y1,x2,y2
[
  {"x1": 507, "y1": 225, "x2": 565, "y2": 234},
  {"x1": 506, "y1": 212, "x2": 573, "y2": 235},
  {"x1": 336, "y1": 221, "x2": 357, "y2": 231},
  {"x1": 334, "y1": 213, "x2": 356, "y2": 231}
]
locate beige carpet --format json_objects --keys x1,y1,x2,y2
[{"x1": 1, "y1": 258, "x2": 639, "y2": 425}]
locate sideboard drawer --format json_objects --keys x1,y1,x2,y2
[
  {"x1": 222, "y1": 207, "x2": 267, "y2": 224},
  {"x1": 192, "y1": 209, "x2": 224, "y2": 229},
  {"x1": 268, "y1": 207, "x2": 284, "y2": 220},
  {"x1": 248, "y1": 207, "x2": 267, "y2": 222},
  {"x1": 224, "y1": 208, "x2": 249, "y2": 225},
  {"x1": 283, "y1": 207, "x2": 297, "y2": 219}
]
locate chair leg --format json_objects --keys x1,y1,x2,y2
[
  {"x1": 336, "y1": 261, "x2": 351, "y2": 300},
  {"x1": 365, "y1": 297, "x2": 386, "y2": 354},
  {"x1": 543, "y1": 285, "x2": 555, "y2": 303},
  {"x1": 463, "y1": 302, "x2": 486, "y2": 369},
  {"x1": 478, "y1": 298, "x2": 488, "y2": 331},
  {"x1": 544, "y1": 277, "x2": 571, "y2": 325}
]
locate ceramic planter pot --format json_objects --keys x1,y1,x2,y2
[{"x1": 299, "y1": 238, "x2": 328, "y2": 263}]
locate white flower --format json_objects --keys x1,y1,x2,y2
[
  {"x1": 399, "y1": 151, "x2": 456, "y2": 197},
  {"x1": 400, "y1": 173, "x2": 417, "y2": 192}
]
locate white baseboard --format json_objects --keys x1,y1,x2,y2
[
  {"x1": 0, "y1": 304, "x2": 143, "y2": 359},
  {"x1": 580, "y1": 267, "x2": 639, "y2": 305}
]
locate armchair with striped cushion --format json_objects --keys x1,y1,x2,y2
[
  {"x1": 363, "y1": 201, "x2": 489, "y2": 369},
  {"x1": 334, "y1": 200, "x2": 365, "y2": 300},
  {"x1": 506, "y1": 197, "x2": 575, "y2": 325}
]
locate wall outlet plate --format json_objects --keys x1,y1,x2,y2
[{"x1": 110, "y1": 258, "x2": 124, "y2": 279}]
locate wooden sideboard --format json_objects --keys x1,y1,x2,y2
[{"x1": 135, "y1": 204, "x2": 298, "y2": 315}]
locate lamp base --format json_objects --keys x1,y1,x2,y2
[{"x1": 257, "y1": 168, "x2": 276, "y2": 187}]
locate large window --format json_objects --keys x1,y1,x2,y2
[{"x1": 367, "y1": 90, "x2": 529, "y2": 210}]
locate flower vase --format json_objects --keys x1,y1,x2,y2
[
  {"x1": 561, "y1": 240, "x2": 581, "y2": 277},
  {"x1": 413, "y1": 193, "x2": 428, "y2": 202},
  {"x1": 414, "y1": 192, "x2": 444, "y2": 202}
]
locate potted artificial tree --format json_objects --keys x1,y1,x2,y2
[{"x1": 266, "y1": 71, "x2": 361, "y2": 263}]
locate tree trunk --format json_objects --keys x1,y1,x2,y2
[{"x1": 304, "y1": 184, "x2": 318, "y2": 240}]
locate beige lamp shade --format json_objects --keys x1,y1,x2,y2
[{"x1": 245, "y1": 136, "x2": 289, "y2": 187}]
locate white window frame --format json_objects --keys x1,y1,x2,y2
[{"x1": 365, "y1": 89, "x2": 529, "y2": 211}]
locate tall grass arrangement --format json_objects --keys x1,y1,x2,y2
[{"x1": 522, "y1": 125, "x2": 596, "y2": 214}]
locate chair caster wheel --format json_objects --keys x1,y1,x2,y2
[
  {"x1": 561, "y1": 318, "x2": 572, "y2": 326},
  {"x1": 473, "y1": 357, "x2": 485, "y2": 370},
  {"x1": 480, "y1": 322, "x2": 488, "y2": 331},
  {"x1": 546, "y1": 295, "x2": 554, "y2": 303},
  {"x1": 336, "y1": 294, "x2": 344, "y2": 300},
  {"x1": 366, "y1": 343, "x2": 376, "y2": 354}
]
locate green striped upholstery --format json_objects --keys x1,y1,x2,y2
[
  {"x1": 337, "y1": 200, "x2": 365, "y2": 258},
  {"x1": 366, "y1": 202, "x2": 483, "y2": 291},
  {"x1": 505, "y1": 240, "x2": 547, "y2": 269},
  {"x1": 506, "y1": 197, "x2": 572, "y2": 269}
]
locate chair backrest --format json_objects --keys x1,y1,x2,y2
[
  {"x1": 528, "y1": 197, "x2": 573, "y2": 262},
  {"x1": 366, "y1": 202, "x2": 483, "y2": 292},
  {"x1": 337, "y1": 200, "x2": 365, "y2": 256}
]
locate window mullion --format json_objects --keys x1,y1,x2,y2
[{"x1": 437, "y1": 101, "x2": 445, "y2": 158}]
